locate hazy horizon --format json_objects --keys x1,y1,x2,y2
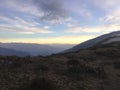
[
  {"x1": 0, "y1": 0, "x2": 120, "y2": 44},
  {"x1": 0, "y1": 42, "x2": 76, "y2": 45}
]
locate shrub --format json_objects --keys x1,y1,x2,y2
[
  {"x1": 18, "y1": 78, "x2": 56, "y2": 90},
  {"x1": 93, "y1": 67, "x2": 107, "y2": 79},
  {"x1": 67, "y1": 59, "x2": 79, "y2": 66},
  {"x1": 113, "y1": 61, "x2": 120, "y2": 69},
  {"x1": 34, "y1": 65, "x2": 48, "y2": 72}
]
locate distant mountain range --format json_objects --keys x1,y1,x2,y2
[
  {"x1": 0, "y1": 43, "x2": 74, "y2": 56},
  {"x1": 64, "y1": 31, "x2": 120, "y2": 53},
  {"x1": 0, "y1": 47, "x2": 29, "y2": 57}
]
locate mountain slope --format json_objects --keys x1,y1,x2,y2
[
  {"x1": 64, "y1": 31, "x2": 120, "y2": 53},
  {"x1": 0, "y1": 47, "x2": 30, "y2": 56},
  {"x1": 0, "y1": 42, "x2": 120, "y2": 90}
]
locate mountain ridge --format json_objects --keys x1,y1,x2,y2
[{"x1": 64, "y1": 31, "x2": 120, "y2": 53}]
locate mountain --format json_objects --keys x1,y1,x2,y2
[
  {"x1": 0, "y1": 47, "x2": 29, "y2": 57},
  {"x1": 64, "y1": 31, "x2": 120, "y2": 53},
  {"x1": 0, "y1": 42, "x2": 120, "y2": 90},
  {"x1": 0, "y1": 43, "x2": 74, "y2": 56}
]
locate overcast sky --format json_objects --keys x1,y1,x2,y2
[{"x1": 0, "y1": 0, "x2": 120, "y2": 44}]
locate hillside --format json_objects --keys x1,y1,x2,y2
[
  {"x1": 0, "y1": 42, "x2": 120, "y2": 90},
  {"x1": 64, "y1": 31, "x2": 120, "y2": 53}
]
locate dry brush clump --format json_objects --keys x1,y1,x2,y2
[
  {"x1": 17, "y1": 78, "x2": 57, "y2": 90},
  {"x1": 113, "y1": 61, "x2": 120, "y2": 69},
  {"x1": 66, "y1": 57, "x2": 107, "y2": 79}
]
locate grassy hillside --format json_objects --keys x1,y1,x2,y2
[{"x1": 0, "y1": 42, "x2": 120, "y2": 90}]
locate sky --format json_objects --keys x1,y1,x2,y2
[{"x1": 0, "y1": 0, "x2": 120, "y2": 44}]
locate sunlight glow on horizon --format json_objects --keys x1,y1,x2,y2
[{"x1": 0, "y1": 35, "x2": 96, "y2": 44}]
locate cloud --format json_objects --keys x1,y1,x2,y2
[
  {"x1": 67, "y1": 24, "x2": 120, "y2": 34},
  {"x1": 0, "y1": 0, "x2": 69, "y2": 24},
  {"x1": 33, "y1": 0, "x2": 68, "y2": 24},
  {"x1": 64, "y1": 17, "x2": 80, "y2": 28},
  {"x1": 65, "y1": 0, "x2": 92, "y2": 18},
  {"x1": 0, "y1": 14, "x2": 53, "y2": 34},
  {"x1": 0, "y1": 14, "x2": 39, "y2": 28},
  {"x1": 0, "y1": 23, "x2": 53, "y2": 34},
  {"x1": 28, "y1": 27, "x2": 53, "y2": 34},
  {"x1": 0, "y1": 0, "x2": 43, "y2": 17},
  {"x1": 89, "y1": 0, "x2": 120, "y2": 9},
  {"x1": 67, "y1": 27, "x2": 83, "y2": 33},
  {"x1": 100, "y1": 10, "x2": 120, "y2": 25},
  {"x1": 43, "y1": 26, "x2": 50, "y2": 29},
  {"x1": 0, "y1": 26, "x2": 53, "y2": 34}
]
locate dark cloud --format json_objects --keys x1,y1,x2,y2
[
  {"x1": 0, "y1": 0, "x2": 68, "y2": 24},
  {"x1": 33, "y1": 0, "x2": 68, "y2": 24}
]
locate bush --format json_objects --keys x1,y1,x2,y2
[
  {"x1": 113, "y1": 61, "x2": 120, "y2": 69},
  {"x1": 68, "y1": 67, "x2": 84, "y2": 74},
  {"x1": 34, "y1": 65, "x2": 48, "y2": 72},
  {"x1": 18, "y1": 78, "x2": 56, "y2": 90},
  {"x1": 68, "y1": 65, "x2": 107, "y2": 79},
  {"x1": 67, "y1": 59, "x2": 79, "y2": 65},
  {"x1": 93, "y1": 67, "x2": 107, "y2": 79}
]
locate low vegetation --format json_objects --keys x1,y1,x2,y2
[{"x1": 0, "y1": 42, "x2": 120, "y2": 90}]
